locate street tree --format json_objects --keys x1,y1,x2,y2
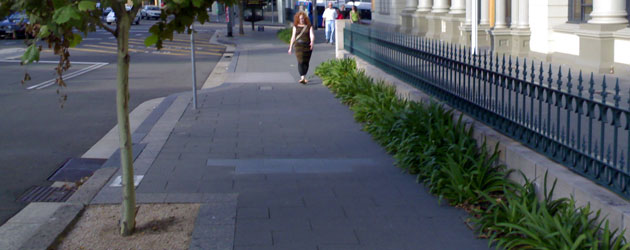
[{"x1": 0, "y1": 0, "x2": 233, "y2": 236}]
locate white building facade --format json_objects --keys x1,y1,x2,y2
[{"x1": 371, "y1": 0, "x2": 630, "y2": 73}]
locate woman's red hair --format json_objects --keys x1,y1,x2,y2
[{"x1": 293, "y1": 11, "x2": 311, "y2": 27}]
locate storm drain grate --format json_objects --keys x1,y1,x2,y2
[{"x1": 17, "y1": 186, "x2": 75, "y2": 202}]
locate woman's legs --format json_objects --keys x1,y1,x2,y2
[{"x1": 298, "y1": 62, "x2": 309, "y2": 76}]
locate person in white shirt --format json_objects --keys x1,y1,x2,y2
[{"x1": 322, "y1": 2, "x2": 337, "y2": 44}]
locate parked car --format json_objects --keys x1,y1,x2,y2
[
  {"x1": 102, "y1": 7, "x2": 113, "y2": 18},
  {"x1": 0, "y1": 12, "x2": 29, "y2": 39},
  {"x1": 140, "y1": 5, "x2": 161, "y2": 20},
  {"x1": 106, "y1": 8, "x2": 141, "y2": 25}
]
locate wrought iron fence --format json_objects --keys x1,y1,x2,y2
[{"x1": 344, "y1": 23, "x2": 630, "y2": 199}]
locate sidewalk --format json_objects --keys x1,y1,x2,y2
[{"x1": 88, "y1": 27, "x2": 490, "y2": 249}]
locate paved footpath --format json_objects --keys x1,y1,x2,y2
[{"x1": 91, "y1": 26, "x2": 490, "y2": 250}]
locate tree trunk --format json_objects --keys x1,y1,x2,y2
[
  {"x1": 238, "y1": 0, "x2": 245, "y2": 35},
  {"x1": 116, "y1": 11, "x2": 136, "y2": 237}
]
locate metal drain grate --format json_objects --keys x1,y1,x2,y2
[{"x1": 17, "y1": 186, "x2": 75, "y2": 202}]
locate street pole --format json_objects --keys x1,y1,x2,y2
[
  {"x1": 227, "y1": 5, "x2": 233, "y2": 37},
  {"x1": 312, "y1": 0, "x2": 318, "y2": 30},
  {"x1": 471, "y1": 0, "x2": 478, "y2": 55},
  {"x1": 272, "y1": 0, "x2": 275, "y2": 23},
  {"x1": 190, "y1": 24, "x2": 198, "y2": 110}
]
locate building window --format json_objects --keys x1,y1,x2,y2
[
  {"x1": 568, "y1": 0, "x2": 592, "y2": 23},
  {"x1": 379, "y1": 0, "x2": 390, "y2": 15}
]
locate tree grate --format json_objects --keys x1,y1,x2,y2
[{"x1": 17, "y1": 185, "x2": 75, "y2": 202}]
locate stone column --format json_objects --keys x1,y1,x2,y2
[
  {"x1": 491, "y1": 0, "x2": 510, "y2": 53},
  {"x1": 425, "y1": 0, "x2": 450, "y2": 39},
  {"x1": 464, "y1": 0, "x2": 472, "y2": 25},
  {"x1": 511, "y1": 0, "x2": 530, "y2": 57},
  {"x1": 449, "y1": 0, "x2": 466, "y2": 14},
  {"x1": 494, "y1": 0, "x2": 507, "y2": 28},
  {"x1": 413, "y1": 0, "x2": 433, "y2": 35},
  {"x1": 417, "y1": 0, "x2": 433, "y2": 11},
  {"x1": 589, "y1": 0, "x2": 628, "y2": 24},
  {"x1": 459, "y1": 0, "x2": 473, "y2": 45},
  {"x1": 576, "y1": 0, "x2": 628, "y2": 73},
  {"x1": 443, "y1": 0, "x2": 466, "y2": 43},
  {"x1": 432, "y1": 0, "x2": 450, "y2": 13},
  {"x1": 480, "y1": 0, "x2": 490, "y2": 26},
  {"x1": 476, "y1": 0, "x2": 491, "y2": 48},
  {"x1": 406, "y1": 0, "x2": 419, "y2": 11},
  {"x1": 517, "y1": 0, "x2": 528, "y2": 29},
  {"x1": 510, "y1": 0, "x2": 519, "y2": 28},
  {"x1": 402, "y1": 0, "x2": 420, "y2": 32}
]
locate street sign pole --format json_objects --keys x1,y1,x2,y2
[
  {"x1": 190, "y1": 24, "x2": 198, "y2": 110},
  {"x1": 471, "y1": 0, "x2": 478, "y2": 55}
]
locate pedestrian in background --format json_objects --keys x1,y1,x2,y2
[
  {"x1": 288, "y1": 11, "x2": 315, "y2": 84},
  {"x1": 322, "y1": 2, "x2": 337, "y2": 44},
  {"x1": 339, "y1": 5, "x2": 348, "y2": 19},
  {"x1": 350, "y1": 5, "x2": 360, "y2": 23}
]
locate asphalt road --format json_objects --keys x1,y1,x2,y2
[{"x1": 0, "y1": 20, "x2": 225, "y2": 224}]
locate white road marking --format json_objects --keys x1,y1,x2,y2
[
  {"x1": 0, "y1": 59, "x2": 107, "y2": 65},
  {"x1": 0, "y1": 59, "x2": 109, "y2": 90}
]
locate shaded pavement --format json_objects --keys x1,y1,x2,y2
[{"x1": 90, "y1": 26, "x2": 490, "y2": 249}]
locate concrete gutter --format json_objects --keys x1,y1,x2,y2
[{"x1": 0, "y1": 30, "x2": 235, "y2": 250}]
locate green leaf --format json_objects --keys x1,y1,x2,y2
[
  {"x1": 192, "y1": 0, "x2": 203, "y2": 7},
  {"x1": 53, "y1": 5, "x2": 80, "y2": 24},
  {"x1": 21, "y1": 44, "x2": 40, "y2": 64},
  {"x1": 144, "y1": 34, "x2": 158, "y2": 47},
  {"x1": 69, "y1": 33, "x2": 83, "y2": 48},
  {"x1": 78, "y1": 1, "x2": 97, "y2": 11},
  {"x1": 38, "y1": 25, "x2": 50, "y2": 38}
]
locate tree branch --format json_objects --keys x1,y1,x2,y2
[{"x1": 97, "y1": 20, "x2": 116, "y2": 35}]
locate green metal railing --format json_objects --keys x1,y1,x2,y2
[{"x1": 344, "y1": 23, "x2": 630, "y2": 199}]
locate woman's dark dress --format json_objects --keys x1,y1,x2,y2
[{"x1": 294, "y1": 25, "x2": 312, "y2": 76}]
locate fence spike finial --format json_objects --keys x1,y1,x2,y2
[
  {"x1": 495, "y1": 53, "x2": 500, "y2": 72},
  {"x1": 522, "y1": 59, "x2": 528, "y2": 80},
  {"x1": 567, "y1": 68, "x2": 573, "y2": 93},
  {"x1": 601, "y1": 75, "x2": 608, "y2": 102},
  {"x1": 547, "y1": 64, "x2": 553, "y2": 87},
  {"x1": 508, "y1": 55, "x2": 513, "y2": 76},
  {"x1": 614, "y1": 78, "x2": 620, "y2": 107},
  {"x1": 607, "y1": 145, "x2": 612, "y2": 162},
  {"x1": 557, "y1": 66, "x2": 563, "y2": 88},
  {"x1": 538, "y1": 62, "x2": 544, "y2": 86},
  {"x1": 620, "y1": 153, "x2": 625, "y2": 167},
  {"x1": 588, "y1": 72, "x2": 595, "y2": 100},
  {"x1": 502, "y1": 54, "x2": 506, "y2": 74},
  {"x1": 577, "y1": 70, "x2": 584, "y2": 97},
  {"x1": 571, "y1": 132, "x2": 576, "y2": 147},
  {"x1": 531, "y1": 60, "x2": 536, "y2": 84}
]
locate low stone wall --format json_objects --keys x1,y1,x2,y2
[{"x1": 335, "y1": 47, "x2": 630, "y2": 239}]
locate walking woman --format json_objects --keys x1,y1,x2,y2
[
  {"x1": 288, "y1": 11, "x2": 315, "y2": 84},
  {"x1": 350, "y1": 6, "x2": 360, "y2": 23}
]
